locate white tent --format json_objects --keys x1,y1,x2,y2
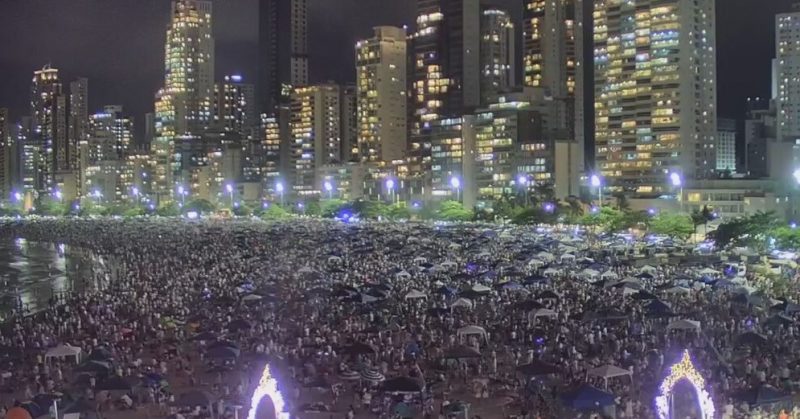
[
  {"x1": 476, "y1": 251, "x2": 492, "y2": 259},
  {"x1": 667, "y1": 319, "x2": 701, "y2": 331},
  {"x1": 600, "y1": 271, "x2": 619, "y2": 280},
  {"x1": 451, "y1": 298, "x2": 474, "y2": 310},
  {"x1": 472, "y1": 284, "x2": 491, "y2": 293},
  {"x1": 528, "y1": 308, "x2": 557, "y2": 323},
  {"x1": 395, "y1": 270, "x2": 411, "y2": 280},
  {"x1": 457, "y1": 325, "x2": 488, "y2": 343},
  {"x1": 543, "y1": 268, "x2": 560, "y2": 276},
  {"x1": 560, "y1": 254, "x2": 576, "y2": 263},
  {"x1": 663, "y1": 286, "x2": 691, "y2": 295},
  {"x1": 586, "y1": 365, "x2": 633, "y2": 389},
  {"x1": 413, "y1": 257, "x2": 427, "y2": 264},
  {"x1": 622, "y1": 286, "x2": 639, "y2": 296},
  {"x1": 327, "y1": 256, "x2": 342, "y2": 264},
  {"x1": 527, "y1": 259, "x2": 545, "y2": 268},
  {"x1": 699, "y1": 267, "x2": 720, "y2": 275},
  {"x1": 537, "y1": 252, "x2": 555, "y2": 262},
  {"x1": 242, "y1": 294, "x2": 263, "y2": 302},
  {"x1": 581, "y1": 269, "x2": 600, "y2": 279},
  {"x1": 45, "y1": 344, "x2": 82, "y2": 363},
  {"x1": 404, "y1": 290, "x2": 427, "y2": 300},
  {"x1": 298, "y1": 266, "x2": 314, "y2": 274},
  {"x1": 448, "y1": 243, "x2": 462, "y2": 250},
  {"x1": 639, "y1": 265, "x2": 657, "y2": 274},
  {"x1": 440, "y1": 261, "x2": 458, "y2": 269}
]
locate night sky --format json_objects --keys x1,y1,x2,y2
[{"x1": 0, "y1": 0, "x2": 794, "y2": 138}]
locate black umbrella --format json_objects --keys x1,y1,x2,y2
[
  {"x1": 76, "y1": 360, "x2": 112, "y2": 374},
  {"x1": 536, "y1": 290, "x2": 560, "y2": 300},
  {"x1": 516, "y1": 359, "x2": 561, "y2": 376},
  {"x1": 86, "y1": 347, "x2": 114, "y2": 362},
  {"x1": 632, "y1": 290, "x2": 658, "y2": 300},
  {"x1": 514, "y1": 300, "x2": 545, "y2": 311},
  {"x1": 206, "y1": 345, "x2": 240, "y2": 359},
  {"x1": 382, "y1": 376, "x2": 424, "y2": 393},
  {"x1": 764, "y1": 314, "x2": 794, "y2": 329},
  {"x1": 227, "y1": 318, "x2": 252, "y2": 331},
  {"x1": 96, "y1": 376, "x2": 134, "y2": 391},
  {"x1": 735, "y1": 332, "x2": 768, "y2": 347},
  {"x1": 343, "y1": 342, "x2": 376, "y2": 356},
  {"x1": 174, "y1": 390, "x2": 215, "y2": 407}
]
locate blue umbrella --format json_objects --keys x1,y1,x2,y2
[{"x1": 561, "y1": 384, "x2": 615, "y2": 411}]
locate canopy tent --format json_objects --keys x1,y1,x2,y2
[
  {"x1": 404, "y1": 290, "x2": 427, "y2": 300},
  {"x1": 663, "y1": 286, "x2": 691, "y2": 295},
  {"x1": 527, "y1": 259, "x2": 545, "y2": 268},
  {"x1": 559, "y1": 254, "x2": 576, "y2": 263},
  {"x1": 600, "y1": 271, "x2": 619, "y2": 280},
  {"x1": 327, "y1": 256, "x2": 342, "y2": 263},
  {"x1": 639, "y1": 265, "x2": 658, "y2": 274},
  {"x1": 586, "y1": 365, "x2": 632, "y2": 389},
  {"x1": 543, "y1": 267, "x2": 560, "y2": 276},
  {"x1": 440, "y1": 261, "x2": 458, "y2": 269},
  {"x1": 561, "y1": 384, "x2": 616, "y2": 411},
  {"x1": 451, "y1": 298, "x2": 474, "y2": 310},
  {"x1": 45, "y1": 344, "x2": 82, "y2": 363},
  {"x1": 537, "y1": 252, "x2": 555, "y2": 262},
  {"x1": 667, "y1": 319, "x2": 701, "y2": 331},
  {"x1": 528, "y1": 308, "x2": 557, "y2": 323},
  {"x1": 457, "y1": 325, "x2": 488, "y2": 343},
  {"x1": 698, "y1": 267, "x2": 720, "y2": 275},
  {"x1": 580, "y1": 269, "x2": 600, "y2": 279},
  {"x1": 395, "y1": 270, "x2": 411, "y2": 280},
  {"x1": 471, "y1": 284, "x2": 491, "y2": 293}
]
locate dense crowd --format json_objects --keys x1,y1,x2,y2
[{"x1": 0, "y1": 218, "x2": 796, "y2": 418}]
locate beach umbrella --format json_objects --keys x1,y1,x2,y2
[
  {"x1": 339, "y1": 370, "x2": 360, "y2": 381},
  {"x1": 206, "y1": 345, "x2": 240, "y2": 359},
  {"x1": 86, "y1": 347, "x2": 114, "y2": 362},
  {"x1": 382, "y1": 376, "x2": 423, "y2": 393},
  {"x1": 561, "y1": 384, "x2": 615, "y2": 411},
  {"x1": 536, "y1": 290, "x2": 561, "y2": 300},
  {"x1": 360, "y1": 369, "x2": 385, "y2": 382},
  {"x1": 764, "y1": 314, "x2": 794, "y2": 329},
  {"x1": 516, "y1": 359, "x2": 561, "y2": 376},
  {"x1": 632, "y1": 290, "x2": 658, "y2": 300},
  {"x1": 174, "y1": 390, "x2": 215, "y2": 407},
  {"x1": 5, "y1": 407, "x2": 32, "y2": 419},
  {"x1": 76, "y1": 360, "x2": 112, "y2": 374}
]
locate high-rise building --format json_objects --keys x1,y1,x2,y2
[
  {"x1": 716, "y1": 118, "x2": 736, "y2": 173},
  {"x1": 288, "y1": 84, "x2": 343, "y2": 195},
  {"x1": 593, "y1": 0, "x2": 718, "y2": 194},
  {"x1": 154, "y1": 0, "x2": 215, "y2": 201},
  {"x1": 479, "y1": 9, "x2": 515, "y2": 104},
  {"x1": 744, "y1": 102, "x2": 774, "y2": 178},
  {"x1": 215, "y1": 75, "x2": 257, "y2": 135},
  {"x1": 777, "y1": 10, "x2": 800, "y2": 144},
  {"x1": 69, "y1": 78, "x2": 89, "y2": 171},
  {"x1": 523, "y1": 0, "x2": 585, "y2": 153},
  {"x1": 356, "y1": 26, "x2": 408, "y2": 163},
  {"x1": 31, "y1": 65, "x2": 68, "y2": 192},
  {"x1": 340, "y1": 85, "x2": 358, "y2": 163},
  {"x1": 0, "y1": 108, "x2": 9, "y2": 197},
  {"x1": 18, "y1": 117, "x2": 37, "y2": 192},
  {"x1": 258, "y1": 0, "x2": 309, "y2": 113}
]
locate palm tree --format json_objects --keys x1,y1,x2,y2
[{"x1": 613, "y1": 192, "x2": 630, "y2": 212}]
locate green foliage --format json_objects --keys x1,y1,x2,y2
[
  {"x1": 320, "y1": 199, "x2": 348, "y2": 218},
  {"x1": 0, "y1": 202, "x2": 23, "y2": 217},
  {"x1": 260, "y1": 204, "x2": 290, "y2": 220},
  {"x1": 511, "y1": 207, "x2": 555, "y2": 225},
  {"x1": 772, "y1": 226, "x2": 800, "y2": 250},
  {"x1": 34, "y1": 197, "x2": 66, "y2": 216},
  {"x1": 123, "y1": 207, "x2": 145, "y2": 217},
  {"x1": 79, "y1": 201, "x2": 107, "y2": 216},
  {"x1": 436, "y1": 200, "x2": 473, "y2": 222},
  {"x1": 351, "y1": 199, "x2": 388, "y2": 219},
  {"x1": 579, "y1": 207, "x2": 623, "y2": 230},
  {"x1": 385, "y1": 203, "x2": 411, "y2": 220},
  {"x1": 185, "y1": 199, "x2": 216, "y2": 214},
  {"x1": 232, "y1": 203, "x2": 253, "y2": 217},
  {"x1": 613, "y1": 193, "x2": 631, "y2": 211},
  {"x1": 156, "y1": 201, "x2": 181, "y2": 217},
  {"x1": 708, "y1": 211, "x2": 781, "y2": 250},
  {"x1": 649, "y1": 213, "x2": 694, "y2": 239}
]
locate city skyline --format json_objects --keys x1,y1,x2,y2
[{"x1": 0, "y1": 0, "x2": 790, "y2": 135}]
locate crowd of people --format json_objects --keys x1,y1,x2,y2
[{"x1": 0, "y1": 217, "x2": 796, "y2": 418}]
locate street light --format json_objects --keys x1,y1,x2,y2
[
  {"x1": 450, "y1": 176, "x2": 461, "y2": 202},
  {"x1": 590, "y1": 174, "x2": 603, "y2": 207},
  {"x1": 12, "y1": 191, "x2": 22, "y2": 202},
  {"x1": 517, "y1": 175, "x2": 529, "y2": 205},
  {"x1": 670, "y1": 172, "x2": 683, "y2": 213},
  {"x1": 53, "y1": 189, "x2": 63, "y2": 202},
  {"x1": 385, "y1": 178, "x2": 396, "y2": 203},
  {"x1": 177, "y1": 185, "x2": 186, "y2": 207},
  {"x1": 226, "y1": 183, "x2": 234, "y2": 208},
  {"x1": 275, "y1": 181, "x2": 285, "y2": 206},
  {"x1": 324, "y1": 180, "x2": 334, "y2": 200}
]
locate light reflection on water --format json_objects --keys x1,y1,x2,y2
[{"x1": 0, "y1": 238, "x2": 94, "y2": 316}]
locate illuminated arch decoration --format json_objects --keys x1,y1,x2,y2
[
  {"x1": 654, "y1": 350, "x2": 715, "y2": 419},
  {"x1": 246, "y1": 363, "x2": 289, "y2": 419}
]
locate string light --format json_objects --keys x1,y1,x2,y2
[
  {"x1": 246, "y1": 363, "x2": 288, "y2": 419},
  {"x1": 654, "y1": 350, "x2": 715, "y2": 419}
]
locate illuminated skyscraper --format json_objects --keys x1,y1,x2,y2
[
  {"x1": 69, "y1": 78, "x2": 89, "y2": 171},
  {"x1": 523, "y1": 0, "x2": 584, "y2": 166},
  {"x1": 356, "y1": 26, "x2": 407, "y2": 163},
  {"x1": 0, "y1": 108, "x2": 8, "y2": 196},
  {"x1": 479, "y1": 9, "x2": 515, "y2": 104},
  {"x1": 153, "y1": 0, "x2": 215, "y2": 200},
  {"x1": 215, "y1": 75, "x2": 256, "y2": 135},
  {"x1": 777, "y1": 10, "x2": 800, "y2": 145},
  {"x1": 593, "y1": 0, "x2": 717, "y2": 194},
  {"x1": 288, "y1": 84, "x2": 343, "y2": 195},
  {"x1": 31, "y1": 65, "x2": 67, "y2": 192},
  {"x1": 259, "y1": 0, "x2": 309, "y2": 113}
]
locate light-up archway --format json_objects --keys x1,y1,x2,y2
[
  {"x1": 654, "y1": 350, "x2": 715, "y2": 419},
  {"x1": 246, "y1": 364, "x2": 288, "y2": 419}
]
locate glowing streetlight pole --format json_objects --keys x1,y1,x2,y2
[
  {"x1": 385, "y1": 179, "x2": 396, "y2": 204},
  {"x1": 590, "y1": 174, "x2": 603, "y2": 207},
  {"x1": 517, "y1": 175, "x2": 529, "y2": 205},
  {"x1": 450, "y1": 176, "x2": 461, "y2": 203},
  {"x1": 324, "y1": 180, "x2": 333, "y2": 200},
  {"x1": 226, "y1": 183, "x2": 234, "y2": 208},
  {"x1": 177, "y1": 185, "x2": 186, "y2": 206},
  {"x1": 670, "y1": 172, "x2": 683, "y2": 213},
  {"x1": 275, "y1": 181, "x2": 285, "y2": 206}
]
